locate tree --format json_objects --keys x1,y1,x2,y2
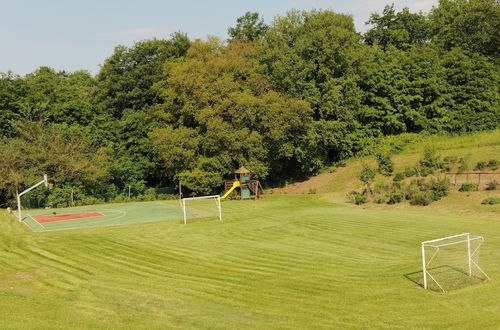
[
  {"x1": 228, "y1": 12, "x2": 269, "y2": 41},
  {"x1": 0, "y1": 122, "x2": 112, "y2": 206},
  {"x1": 0, "y1": 72, "x2": 26, "y2": 139},
  {"x1": 260, "y1": 10, "x2": 369, "y2": 121},
  {"x1": 365, "y1": 5, "x2": 431, "y2": 50},
  {"x1": 151, "y1": 38, "x2": 312, "y2": 192},
  {"x1": 97, "y1": 33, "x2": 191, "y2": 118},
  {"x1": 429, "y1": 0, "x2": 500, "y2": 57},
  {"x1": 359, "y1": 163, "x2": 377, "y2": 194}
]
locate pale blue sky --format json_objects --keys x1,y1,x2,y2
[{"x1": 0, "y1": 0, "x2": 438, "y2": 75}]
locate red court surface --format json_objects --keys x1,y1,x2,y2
[{"x1": 33, "y1": 212, "x2": 104, "y2": 223}]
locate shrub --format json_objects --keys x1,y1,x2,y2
[
  {"x1": 474, "y1": 161, "x2": 487, "y2": 171},
  {"x1": 429, "y1": 178, "x2": 450, "y2": 199},
  {"x1": 420, "y1": 145, "x2": 441, "y2": 169},
  {"x1": 373, "y1": 194, "x2": 387, "y2": 204},
  {"x1": 354, "y1": 194, "x2": 368, "y2": 205},
  {"x1": 308, "y1": 188, "x2": 317, "y2": 194},
  {"x1": 393, "y1": 172, "x2": 405, "y2": 182},
  {"x1": 486, "y1": 180, "x2": 498, "y2": 191},
  {"x1": 405, "y1": 183, "x2": 420, "y2": 200},
  {"x1": 387, "y1": 191, "x2": 404, "y2": 204},
  {"x1": 376, "y1": 152, "x2": 394, "y2": 176},
  {"x1": 347, "y1": 190, "x2": 359, "y2": 202},
  {"x1": 457, "y1": 158, "x2": 469, "y2": 173},
  {"x1": 359, "y1": 164, "x2": 377, "y2": 193},
  {"x1": 373, "y1": 183, "x2": 390, "y2": 194},
  {"x1": 488, "y1": 159, "x2": 498, "y2": 170},
  {"x1": 410, "y1": 191, "x2": 435, "y2": 206},
  {"x1": 404, "y1": 167, "x2": 416, "y2": 177},
  {"x1": 481, "y1": 197, "x2": 500, "y2": 205},
  {"x1": 459, "y1": 182, "x2": 478, "y2": 192},
  {"x1": 419, "y1": 166, "x2": 433, "y2": 177}
]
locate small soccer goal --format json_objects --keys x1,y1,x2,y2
[
  {"x1": 181, "y1": 195, "x2": 222, "y2": 224},
  {"x1": 422, "y1": 233, "x2": 489, "y2": 292}
]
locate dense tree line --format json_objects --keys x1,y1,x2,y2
[{"x1": 0, "y1": 0, "x2": 498, "y2": 205}]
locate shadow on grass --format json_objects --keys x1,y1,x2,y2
[{"x1": 404, "y1": 265, "x2": 486, "y2": 292}]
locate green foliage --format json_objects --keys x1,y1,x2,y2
[
  {"x1": 376, "y1": 152, "x2": 394, "y2": 176},
  {"x1": 474, "y1": 161, "x2": 487, "y2": 171},
  {"x1": 359, "y1": 164, "x2": 377, "y2": 188},
  {"x1": 429, "y1": 0, "x2": 500, "y2": 57},
  {"x1": 365, "y1": 4, "x2": 430, "y2": 50},
  {"x1": 409, "y1": 190, "x2": 435, "y2": 206},
  {"x1": 228, "y1": 12, "x2": 269, "y2": 41},
  {"x1": 459, "y1": 182, "x2": 478, "y2": 192},
  {"x1": 354, "y1": 193, "x2": 368, "y2": 205},
  {"x1": 0, "y1": 4, "x2": 499, "y2": 198},
  {"x1": 420, "y1": 145, "x2": 440, "y2": 169},
  {"x1": 393, "y1": 172, "x2": 405, "y2": 182},
  {"x1": 260, "y1": 9, "x2": 369, "y2": 123},
  {"x1": 481, "y1": 197, "x2": 500, "y2": 205},
  {"x1": 404, "y1": 167, "x2": 416, "y2": 177},
  {"x1": 387, "y1": 191, "x2": 404, "y2": 204},
  {"x1": 457, "y1": 157, "x2": 469, "y2": 173},
  {"x1": 487, "y1": 159, "x2": 498, "y2": 170},
  {"x1": 151, "y1": 39, "x2": 312, "y2": 190}
]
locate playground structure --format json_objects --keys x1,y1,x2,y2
[{"x1": 222, "y1": 166, "x2": 263, "y2": 200}]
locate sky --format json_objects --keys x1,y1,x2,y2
[{"x1": 0, "y1": 0, "x2": 438, "y2": 76}]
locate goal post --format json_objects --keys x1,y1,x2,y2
[
  {"x1": 181, "y1": 195, "x2": 222, "y2": 224},
  {"x1": 422, "y1": 233, "x2": 489, "y2": 292},
  {"x1": 16, "y1": 174, "x2": 48, "y2": 221}
]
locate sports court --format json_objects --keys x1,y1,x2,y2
[{"x1": 22, "y1": 201, "x2": 189, "y2": 232}]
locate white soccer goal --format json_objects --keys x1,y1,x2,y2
[
  {"x1": 181, "y1": 195, "x2": 222, "y2": 224},
  {"x1": 422, "y1": 233, "x2": 489, "y2": 292},
  {"x1": 16, "y1": 174, "x2": 48, "y2": 221}
]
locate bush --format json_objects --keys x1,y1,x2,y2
[
  {"x1": 376, "y1": 153, "x2": 394, "y2": 176},
  {"x1": 419, "y1": 166, "x2": 433, "y2": 177},
  {"x1": 481, "y1": 197, "x2": 500, "y2": 205},
  {"x1": 459, "y1": 182, "x2": 478, "y2": 192},
  {"x1": 347, "y1": 190, "x2": 359, "y2": 202},
  {"x1": 410, "y1": 191, "x2": 435, "y2": 206},
  {"x1": 373, "y1": 194, "x2": 387, "y2": 204},
  {"x1": 308, "y1": 188, "x2": 317, "y2": 194},
  {"x1": 359, "y1": 164, "x2": 377, "y2": 192},
  {"x1": 354, "y1": 194, "x2": 368, "y2": 205},
  {"x1": 373, "y1": 183, "x2": 390, "y2": 194},
  {"x1": 429, "y1": 178, "x2": 450, "y2": 199},
  {"x1": 474, "y1": 161, "x2": 487, "y2": 171},
  {"x1": 387, "y1": 191, "x2": 404, "y2": 205},
  {"x1": 488, "y1": 159, "x2": 498, "y2": 170},
  {"x1": 486, "y1": 180, "x2": 498, "y2": 191},
  {"x1": 393, "y1": 172, "x2": 405, "y2": 182},
  {"x1": 457, "y1": 157, "x2": 469, "y2": 173},
  {"x1": 420, "y1": 145, "x2": 441, "y2": 169},
  {"x1": 404, "y1": 167, "x2": 416, "y2": 177}
]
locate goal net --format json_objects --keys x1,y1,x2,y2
[
  {"x1": 181, "y1": 195, "x2": 222, "y2": 224},
  {"x1": 422, "y1": 233, "x2": 489, "y2": 292}
]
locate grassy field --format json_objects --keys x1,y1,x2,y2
[{"x1": 1, "y1": 195, "x2": 499, "y2": 329}]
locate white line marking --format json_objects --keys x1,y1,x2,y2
[{"x1": 26, "y1": 213, "x2": 46, "y2": 231}]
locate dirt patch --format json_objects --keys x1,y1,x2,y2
[{"x1": 271, "y1": 167, "x2": 347, "y2": 194}]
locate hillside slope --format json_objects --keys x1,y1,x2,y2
[{"x1": 273, "y1": 130, "x2": 500, "y2": 217}]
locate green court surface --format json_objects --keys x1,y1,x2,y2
[{"x1": 22, "y1": 201, "x2": 186, "y2": 232}]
